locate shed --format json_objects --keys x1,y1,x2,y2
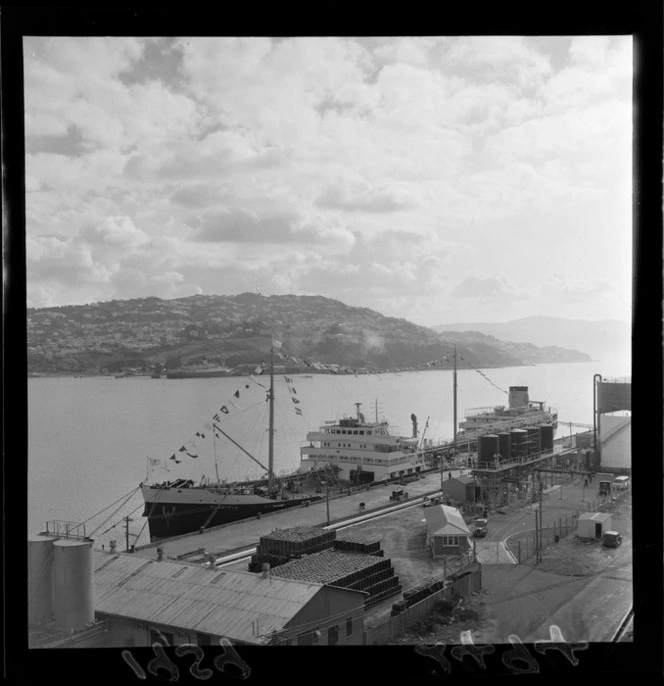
[
  {"x1": 423, "y1": 504, "x2": 472, "y2": 557},
  {"x1": 577, "y1": 512, "x2": 612, "y2": 539},
  {"x1": 92, "y1": 550, "x2": 365, "y2": 646},
  {"x1": 441, "y1": 475, "x2": 479, "y2": 503}
]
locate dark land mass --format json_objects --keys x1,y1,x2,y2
[{"x1": 27, "y1": 294, "x2": 590, "y2": 374}]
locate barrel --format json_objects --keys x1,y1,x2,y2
[
  {"x1": 510, "y1": 429, "x2": 528, "y2": 458},
  {"x1": 539, "y1": 424, "x2": 554, "y2": 452},
  {"x1": 497, "y1": 432, "x2": 511, "y2": 461},
  {"x1": 479, "y1": 434, "x2": 500, "y2": 461}
]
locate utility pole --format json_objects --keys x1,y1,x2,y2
[
  {"x1": 534, "y1": 509, "x2": 539, "y2": 563},
  {"x1": 124, "y1": 515, "x2": 133, "y2": 552},
  {"x1": 325, "y1": 466, "x2": 330, "y2": 525},
  {"x1": 538, "y1": 482, "x2": 543, "y2": 563}
]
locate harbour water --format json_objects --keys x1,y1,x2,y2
[{"x1": 28, "y1": 357, "x2": 629, "y2": 548}]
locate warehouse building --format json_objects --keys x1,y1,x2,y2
[{"x1": 93, "y1": 550, "x2": 366, "y2": 646}]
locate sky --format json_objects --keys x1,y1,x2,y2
[{"x1": 23, "y1": 36, "x2": 633, "y2": 326}]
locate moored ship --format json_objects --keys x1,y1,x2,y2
[
  {"x1": 140, "y1": 348, "x2": 321, "y2": 540},
  {"x1": 166, "y1": 366, "x2": 236, "y2": 379},
  {"x1": 457, "y1": 386, "x2": 558, "y2": 442},
  {"x1": 299, "y1": 404, "x2": 434, "y2": 483}
]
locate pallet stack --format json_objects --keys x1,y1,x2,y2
[
  {"x1": 333, "y1": 532, "x2": 383, "y2": 557},
  {"x1": 271, "y1": 549, "x2": 401, "y2": 606},
  {"x1": 248, "y1": 526, "x2": 336, "y2": 572}
]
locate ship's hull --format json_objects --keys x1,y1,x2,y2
[{"x1": 140, "y1": 486, "x2": 321, "y2": 540}]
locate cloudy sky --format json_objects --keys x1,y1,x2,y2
[{"x1": 23, "y1": 36, "x2": 632, "y2": 326}]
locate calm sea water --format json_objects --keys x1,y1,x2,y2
[{"x1": 28, "y1": 357, "x2": 630, "y2": 547}]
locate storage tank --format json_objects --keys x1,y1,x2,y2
[
  {"x1": 53, "y1": 538, "x2": 94, "y2": 632},
  {"x1": 28, "y1": 533, "x2": 59, "y2": 625},
  {"x1": 539, "y1": 424, "x2": 554, "y2": 452},
  {"x1": 479, "y1": 434, "x2": 500, "y2": 461},
  {"x1": 526, "y1": 427, "x2": 541, "y2": 455},
  {"x1": 498, "y1": 432, "x2": 511, "y2": 461},
  {"x1": 510, "y1": 429, "x2": 528, "y2": 458},
  {"x1": 597, "y1": 380, "x2": 631, "y2": 414}
]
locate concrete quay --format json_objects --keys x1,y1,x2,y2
[{"x1": 129, "y1": 468, "x2": 468, "y2": 562}]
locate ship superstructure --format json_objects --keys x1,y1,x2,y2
[
  {"x1": 299, "y1": 404, "x2": 431, "y2": 483},
  {"x1": 457, "y1": 386, "x2": 558, "y2": 441}
]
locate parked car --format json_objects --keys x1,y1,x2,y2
[
  {"x1": 613, "y1": 476, "x2": 630, "y2": 490},
  {"x1": 473, "y1": 518, "x2": 488, "y2": 538},
  {"x1": 602, "y1": 531, "x2": 623, "y2": 548}
]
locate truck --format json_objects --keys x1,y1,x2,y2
[{"x1": 597, "y1": 473, "x2": 614, "y2": 496}]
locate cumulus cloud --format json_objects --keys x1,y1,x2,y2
[
  {"x1": 315, "y1": 180, "x2": 414, "y2": 213},
  {"x1": 22, "y1": 36, "x2": 631, "y2": 324},
  {"x1": 188, "y1": 208, "x2": 357, "y2": 248},
  {"x1": 452, "y1": 274, "x2": 524, "y2": 300}
]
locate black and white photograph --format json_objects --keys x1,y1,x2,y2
[{"x1": 6, "y1": 7, "x2": 661, "y2": 682}]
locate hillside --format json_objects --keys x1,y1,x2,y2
[
  {"x1": 27, "y1": 294, "x2": 588, "y2": 374},
  {"x1": 432, "y1": 316, "x2": 630, "y2": 361}
]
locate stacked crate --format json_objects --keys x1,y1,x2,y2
[
  {"x1": 248, "y1": 526, "x2": 336, "y2": 572},
  {"x1": 333, "y1": 532, "x2": 383, "y2": 557},
  {"x1": 271, "y1": 549, "x2": 401, "y2": 606}
]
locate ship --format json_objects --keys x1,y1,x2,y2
[
  {"x1": 166, "y1": 366, "x2": 236, "y2": 379},
  {"x1": 140, "y1": 348, "x2": 327, "y2": 540},
  {"x1": 299, "y1": 404, "x2": 434, "y2": 483},
  {"x1": 456, "y1": 385, "x2": 558, "y2": 442}
]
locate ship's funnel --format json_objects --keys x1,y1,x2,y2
[
  {"x1": 410, "y1": 413, "x2": 418, "y2": 438},
  {"x1": 509, "y1": 386, "x2": 529, "y2": 409}
]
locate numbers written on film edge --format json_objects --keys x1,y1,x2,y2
[{"x1": 121, "y1": 633, "x2": 250, "y2": 681}]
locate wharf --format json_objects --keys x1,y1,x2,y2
[{"x1": 129, "y1": 469, "x2": 467, "y2": 563}]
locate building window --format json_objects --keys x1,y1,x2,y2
[
  {"x1": 346, "y1": 618, "x2": 353, "y2": 638},
  {"x1": 328, "y1": 625, "x2": 339, "y2": 645}
]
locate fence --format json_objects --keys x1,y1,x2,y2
[
  {"x1": 363, "y1": 562, "x2": 481, "y2": 645},
  {"x1": 507, "y1": 487, "x2": 631, "y2": 564}
]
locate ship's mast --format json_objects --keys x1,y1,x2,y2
[
  {"x1": 453, "y1": 345, "x2": 457, "y2": 451},
  {"x1": 267, "y1": 345, "x2": 275, "y2": 494}
]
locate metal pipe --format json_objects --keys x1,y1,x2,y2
[{"x1": 593, "y1": 374, "x2": 602, "y2": 453}]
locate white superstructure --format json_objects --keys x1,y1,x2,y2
[{"x1": 299, "y1": 404, "x2": 431, "y2": 482}]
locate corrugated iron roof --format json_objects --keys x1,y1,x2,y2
[
  {"x1": 424, "y1": 504, "x2": 471, "y2": 536},
  {"x1": 93, "y1": 551, "x2": 325, "y2": 644},
  {"x1": 578, "y1": 512, "x2": 612, "y2": 522}
]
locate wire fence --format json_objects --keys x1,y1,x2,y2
[{"x1": 507, "y1": 487, "x2": 631, "y2": 564}]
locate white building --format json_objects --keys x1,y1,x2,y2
[{"x1": 600, "y1": 410, "x2": 631, "y2": 472}]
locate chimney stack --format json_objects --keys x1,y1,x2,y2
[
  {"x1": 109, "y1": 540, "x2": 117, "y2": 553},
  {"x1": 156, "y1": 546, "x2": 164, "y2": 561},
  {"x1": 261, "y1": 562, "x2": 270, "y2": 579},
  {"x1": 207, "y1": 554, "x2": 217, "y2": 568}
]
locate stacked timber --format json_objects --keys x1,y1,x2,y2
[
  {"x1": 249, "y1": 526, "x2": 336, "y2": 572},
  {"x1": 272, "y1": 549, "x2": 400, "y2": 606},
  {"x1": 333, "y1": 532, "x2": 382, "y2": 556}
]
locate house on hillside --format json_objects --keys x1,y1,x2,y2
[{"x1": 423, "y1": 504, "x2": 472, "y2": 558}]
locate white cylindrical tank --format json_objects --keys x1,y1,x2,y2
[
  {"x1": 28, "y1": 533, "x2": 59, "y2": 624},
  {"x1": 53, "y1": 539, "x2": 94, "y2": 632}
]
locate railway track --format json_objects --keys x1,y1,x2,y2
[{"x1": 213, "y1": 492, "x2": 443, "y2": 568}]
